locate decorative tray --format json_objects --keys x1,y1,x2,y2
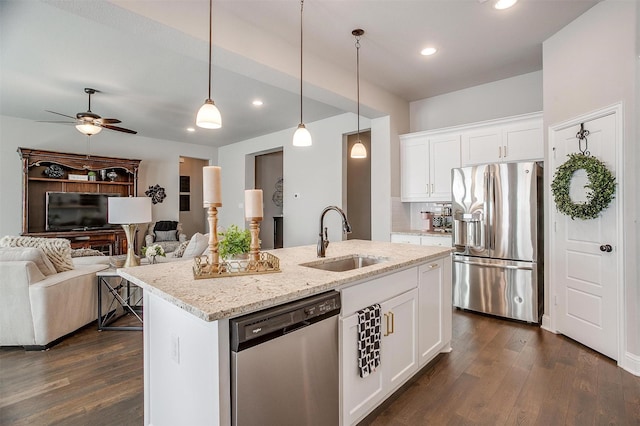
[{"x1": 193, "y1": 252, "x2": 281, "y2": 279}]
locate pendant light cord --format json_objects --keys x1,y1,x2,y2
[
  {"x1": 207, "y1": 0, "x2": 212, "y2": 101},
  {"x1": 299, "y1": 0, "x2": 304, "y2": 124},
  {"x1": 355, "y1": 34, "x2": 360, "y2": 140}
]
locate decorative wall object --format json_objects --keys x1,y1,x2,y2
[
  {"x1": 44, "y1": 164, "x2": 64, "y2": 178},
  {"x1": 145, "y1": 184, "x2": 166, "y2": 204},
  {"x1": 272, "y1": 177, "x2": 283, "y2": 207},
  {"x1": 180, "y1": 176, "x2": 191, "y2": 193},
  {"x1": 180, "y1": 194, "x2": 190, "y2": 212}
]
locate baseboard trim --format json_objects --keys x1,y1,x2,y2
[
  {"x1": 621, "y1": 351, "x2": 640, "y2": 377},
  {"x1": 540, "y1": 314, "x2": 554, "y2": 333}
]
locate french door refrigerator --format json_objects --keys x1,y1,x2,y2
[{"x1": 451, "y1": 161, "x2": 543, "y2": 323}]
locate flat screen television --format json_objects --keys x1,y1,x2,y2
[{"x1": 46, "y1": 192, "x2": 120, "y2": 231}]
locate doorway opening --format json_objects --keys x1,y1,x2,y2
[
  {"x1": 254, "y1": 150, "x2": 284, "y2": 249},
  {"x1": 344, "y1": 131, "x2": 371, "y2": 240},
  {"x1": 179, "y1": 157, "x2": 209, "y2": 239}
]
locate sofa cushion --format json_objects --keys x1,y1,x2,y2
[
  {"x1": 0, "y1": 247, "x2": 56, "y2": 277},
  {"x1": 155, "y1": 230, "x2": 178, "y2": 242},
  {"x1": 182, "y1": 232, "x2": 209, "y2": 259},
  {"x1": 173, "y1": 240, "x2": 190, "y2": 258},
  {"x1": 0, "y1": 236, "x2": 74, "y2": 273}
]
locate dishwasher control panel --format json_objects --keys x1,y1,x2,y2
[{"x1": 230, "y1": 291, "x2": 341, "y2": 351}]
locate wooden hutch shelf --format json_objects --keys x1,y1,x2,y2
[{"x1": 18, "y1": 148, "x2": 142, "y2": 255}]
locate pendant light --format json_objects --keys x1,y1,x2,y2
[
  {"x1": 196, "y1": 0, "x2": 222, "y2": 129},
  {"x1": 350, "y1": 29, "x2": 367, "y2": 159},
  {"x1": 292, "y1": 0, "x2": 312, "y2": 146}
]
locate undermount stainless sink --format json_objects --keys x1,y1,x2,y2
[{"x1": 300, "y1": 254, "x2": 389, "y2": 272}]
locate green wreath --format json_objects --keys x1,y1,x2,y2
[{"x1": 551, "y1": 153, "x2": 616, "y2": 220}]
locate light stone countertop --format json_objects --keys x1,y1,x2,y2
[
  {"x1": 118, "y1": 239, "x2": 452, "y2": 322},
  {"x1": 392, "y1": 230, "x2": 453, "y2": 237}
]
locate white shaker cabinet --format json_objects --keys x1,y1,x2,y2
[
  {"x1": 460, "y1": 113, "x2": 543, "y2": 166},
  {"x1": 340, "y1": 288, "x2": 418, "y2": 426},
  {"x1": 418, "y1": 257, "x2": 452, "y2": 366},
  {"x1": 400, "y1": 133, "x2": 461, "y2": 202}
]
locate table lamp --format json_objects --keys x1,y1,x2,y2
[{"x1": 108, "y1": 196, "x2": 152, "y2": 267}]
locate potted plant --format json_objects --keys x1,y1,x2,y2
[
  {"x1": 87, "y1": 171, "x2": 97, "y2": 181},
  {"x1": 218, "y1": 225, "x2": 251, "y2": 260}
]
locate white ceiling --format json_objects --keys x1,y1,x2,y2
[{"x1": 0, "y1": 0, "x2": 598, "y2": 147}]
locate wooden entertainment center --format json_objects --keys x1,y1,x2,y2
[{"x1": 18, "y1": 148, "x2": 142, "y2": 255}]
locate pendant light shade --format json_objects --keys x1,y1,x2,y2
[
  {"x1": 196, "y1": 99, "x2": 222, "y2": 129},
  {"x1": 350, "y1": 141, "x2": 367, "y2": 158},
  {"x1": 293, "y1": 0, "x2": 312, "y2": 147},
  {"x1": 293, "y1": 123, "x2": 312, "y2": 147},
  {"x1": 350, "y1": 29, "x2": 367, "y2": 159},
  {"x1": 196, "y1": 0, "x2": 222, "y2": 129},
  {"x1": 75, "y1": 123, "x2": 102, "y2": 136}
]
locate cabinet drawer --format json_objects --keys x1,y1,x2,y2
[
  {"x1": 420, "y1": 235, "x2": 452, "y2": 247},
  {"x1": 341, "y1": 267, "x2": 417, "y2": 317},
  {"x1": 390, "y1": 234, "x2": 421, "y2": 245}
]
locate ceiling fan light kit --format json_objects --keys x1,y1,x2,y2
[
  {"x1": 75, "y1": 123, "x2": 102, "y2": 136},
  {"x1": 292, "y1": 0, "x2": 312, "y2": 147},
  {"x1": 350, "y1": 28, "x2": 367, "y2": 159},
  {"x1": 196, "y1": 0, "x2": 222, "y2": 130}
]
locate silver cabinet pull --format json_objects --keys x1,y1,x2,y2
[
  {"x1": 384, "y1": 313, "x2": 391, "y2": 336},
  {"x1": 504, "y1": 145, "x2": 507, "y2": 157},
  {"x1": 498, "y1": 146, "x2": 502, "y2": 158}
]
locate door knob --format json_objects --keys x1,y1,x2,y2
[{"x1": 600, "y1": 244, "x2": 612, "y2": 252}]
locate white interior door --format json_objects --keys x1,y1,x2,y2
[{"x1": 550, "y1": 112, "x2": 619, "y2": 360}]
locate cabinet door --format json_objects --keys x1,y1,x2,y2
[
  {"x1": 502, "y1": 117, "x2": 543, "y2": 162},
  {"x1": 400, "y1": 137, "x2": 429, "y2": 201},
  {"x1": 429, "y1": 134, "x2": 461, "y2": 200},
  {"x1": 341, "y1": 313, "x2": 385, "y2": 426},
  {"x1": 461, "y1": 126, "x2": 501, "y2": 166},
  {"x1": 418, "y1": 256, "x2": 452, "y2": 366},
  {"x1": 381, "y1": 289, "x2": 419, "y2": 392}
]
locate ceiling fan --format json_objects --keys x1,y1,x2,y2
[{"x1": 44, "y1": 88, "x2": 137, "y2": 135}]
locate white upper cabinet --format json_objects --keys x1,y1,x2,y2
[
  {"x1": 400, "y1": 133, "x2": 461, "y2": 202},
  {"x1": 460, "y1": 113, "x2": 543, "y2": 166}
]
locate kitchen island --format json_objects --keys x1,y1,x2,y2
[{"x1": 120, "y1": 239, "x2": 452, "y2": 426}]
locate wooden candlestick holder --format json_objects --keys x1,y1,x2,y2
[
  {"x1": 247, "y1": 217, "x2": 262, "y2": 262},
  {"x1": 206, "y1": 203, "x2": 221, "y2": 270}
]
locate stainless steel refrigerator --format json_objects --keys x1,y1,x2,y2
[{"x1": 451, "y1": 161, "x2": 543, "y2": 323}]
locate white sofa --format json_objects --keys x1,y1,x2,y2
[{"x1": 0, "y1": 247, "x2": 110, "y2": 349}]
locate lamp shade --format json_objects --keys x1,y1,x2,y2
[
  {"x1": 75, "y1": 123, "x2": 102, "y2": 136},
  {"x1": 108, "y1": 197, "x2": 152, "y2": 224},
  {"x1": 350, "y1": 141, "x2": 367, "y2": 159},
  {"x1": 293, "y1": 124, "x2": 312, "y2": 147},
  {"x1": 196, "y1": 99, "x2": 222, "y2": 129}
]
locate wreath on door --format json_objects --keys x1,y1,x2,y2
[{"x1": 551, "y1": 153, "x2": 616, "y2": 220}]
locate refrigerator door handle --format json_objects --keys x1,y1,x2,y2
[{"x1": 455, "y1": 259, "x2": 533, "y2": 271}]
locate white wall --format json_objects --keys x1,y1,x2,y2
[
  {"x1": 543, "y1": 0, "x2": 638, "y2": 368},
  {"x1": 0, "y1": 115, "x2": 216, "y2": 238},
  {"x1": 217, "y1": 113, "x2": 397, "y2": 248},
  {"x1": 410, "y1": 71, "x2": 543, "y2": 132}
]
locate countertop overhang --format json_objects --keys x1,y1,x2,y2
[{"x1": 119, "y1": 239, "x2": 452, "y2": 322}]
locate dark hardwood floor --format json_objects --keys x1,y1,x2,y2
[{"x1": 1, "y1": 311, "x2": 638, "y2": 425}]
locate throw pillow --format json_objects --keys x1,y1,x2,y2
[
  {"x1": 173, "y1": 240, "x2": 189, "y2": 258},
  {"x1": 155, "y1": 230, "x2": 178, "y2": 242},
  {"x1": 0, "y1": 246, "x2": 57, "y2": 276},
  {"x1": 182, "y1": 233, "x2": 209, "y2": 259},
  {"x1": 71, "y1": 248, "x2": 105, "y2": 257},
  {"x1": 0, "y1": 236, "x2": 74, "y2": 273}
]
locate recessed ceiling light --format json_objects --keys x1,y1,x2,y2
[
  {"x1": 186, "y1": 127, "x2": 195, "y2": 132},
  {"x1": 420, "y1": 47, "x2": 438, "y2": 56},
  {"x1": 494, "y1": 0, "x2": 517, "y2": 10},
  {"x1": 252, "y1": 100, "x2": 264, "y2": 106}
]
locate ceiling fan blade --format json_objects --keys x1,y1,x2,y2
[
  {"x1": 36, "y1": 120, "x2": 74, "y2": 124},
  {"x1": 101, "y1": 124, "x2": 137, "y2": 134},
  {"x1": 45, "y1": 110, "x2": 76, "y2": 119},
  {"x1": 95, "y1": 118, "x2": 121, "y2": 124}
]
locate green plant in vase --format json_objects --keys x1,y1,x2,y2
[{"x1": 218, "y1": 225, "x2": 251, "y2": 260}]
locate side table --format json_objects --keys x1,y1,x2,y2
[{"x1": 96, "y1": 268, "x2": 143, "y2": 331}]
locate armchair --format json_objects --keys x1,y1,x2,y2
[{"x1": 145, "y1": 221, "x2": 187, "y2": 253}]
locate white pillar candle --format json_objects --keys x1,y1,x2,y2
[
  {"x1": 203, "y1": 166, "x2": 222, "y2": 206},
  {"x1": 244, "y1": 189, "x2": 263, "y2": 220}
]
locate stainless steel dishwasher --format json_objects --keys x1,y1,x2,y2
[{"x1": 230, "y1": 290, "x2": 341, "y2": 426}]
